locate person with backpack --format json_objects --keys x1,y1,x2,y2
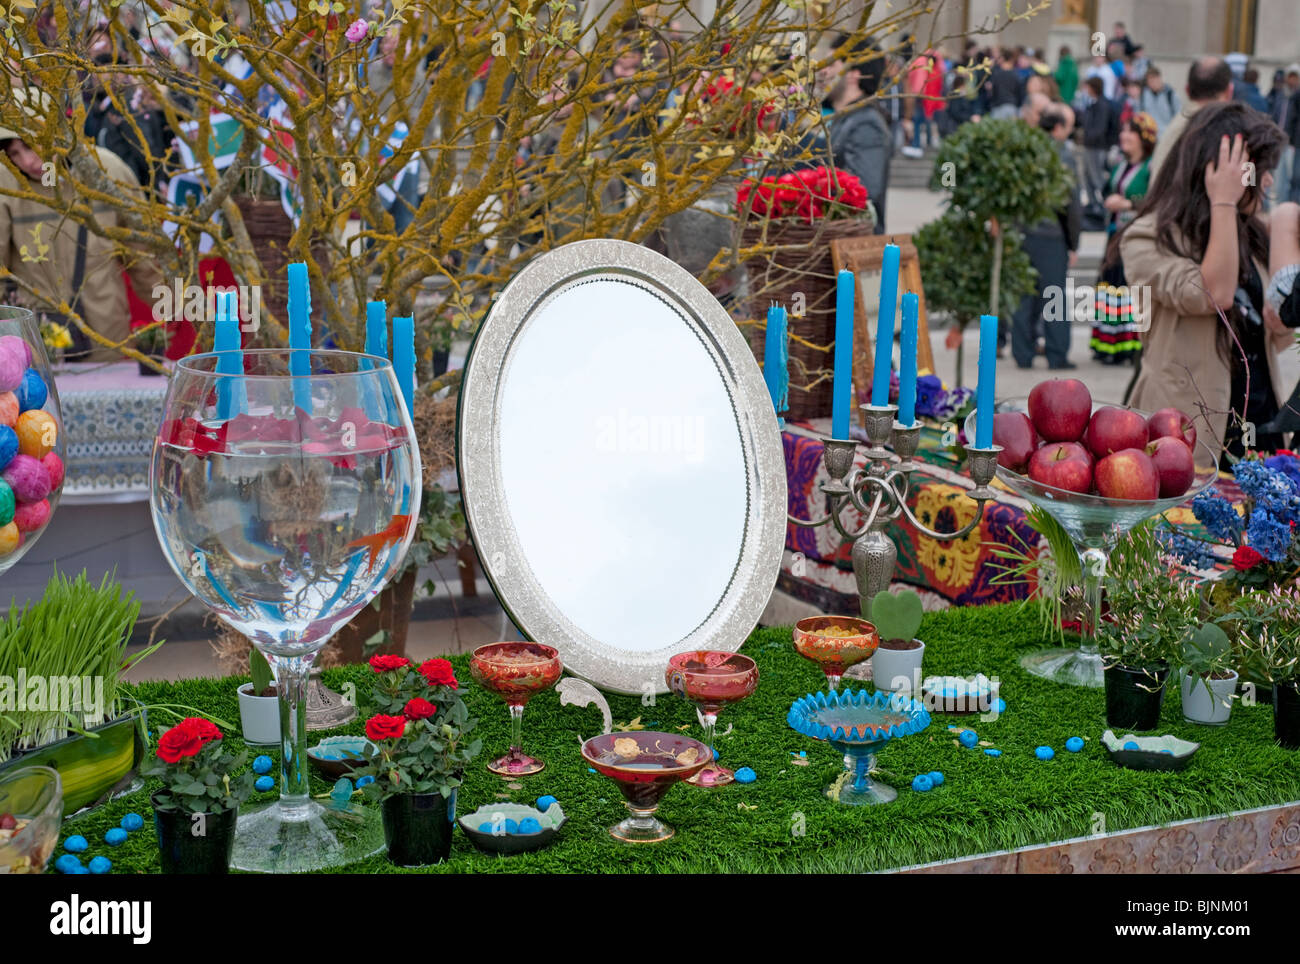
[{"x1": 1140, "y1": 67, "x2": 1180, "y2": 135}]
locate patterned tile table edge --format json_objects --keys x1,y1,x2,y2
[{"x1": 894, "y1": 800, "x2": 1300, "y2": 874}]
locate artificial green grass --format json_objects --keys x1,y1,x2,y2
[{"x1": 59, "y1": 602, "x2": 1300, "y2": 873}]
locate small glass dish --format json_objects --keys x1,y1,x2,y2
[{"x1": 0, "y1": 765, "x2": 63, "y2": 874}]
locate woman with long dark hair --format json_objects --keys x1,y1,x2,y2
[{"x1": 1119, "y1": 101, "x2": 1291, "y2": 461}]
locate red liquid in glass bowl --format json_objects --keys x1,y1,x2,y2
[
  {"x1": 665, "y1": 651, "x2": 758, "y2": 715},
  {"x1": 581, "y1": 732, "x2": 711, "y2": 808},
  {"x1": 469, "y1": 642, "x2": 562, "y2": 706}
]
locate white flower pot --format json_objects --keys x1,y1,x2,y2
[
  {"x1": 237, "y1": 682, "x2": 280, "y2": 746},
  {"x1": 870, "y1": 639, "x2": 925, "y2": 696},
  {"x1": 1180, "y1": 671, "x2": 1238, "y2": 726}
]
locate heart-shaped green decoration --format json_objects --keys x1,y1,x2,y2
[{"x1": 870, "y1": 588, "x2": 924, "y2": 642}]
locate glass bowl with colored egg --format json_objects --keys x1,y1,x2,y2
[{"x1": 0, "y1": 306, "x2": 67, "y2": 575}]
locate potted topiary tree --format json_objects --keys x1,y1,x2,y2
[
  {"x1": 357, "y1": 656, "x2": 481, "y2": 866},
  {"x1": 868, "y1": 588, "x2": 925, "y2": 695},
  {"x1": 919, "y1": 119, "x2": 1072, "y2": 384}
]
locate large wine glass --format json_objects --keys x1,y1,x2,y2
[
  {"x1": 150, "y1": 350, "x2": 420, "y2": 872},
  {"x1": 966, "y1": 401, "x2": 1217, "y2": 688},
  {"x1": 0, "y1": 306, "x2": 68, "y2": 575}
]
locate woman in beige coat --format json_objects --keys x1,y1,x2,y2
[{"x1": 1120, "y1": 101, "x2": 1291, "y2": 463}]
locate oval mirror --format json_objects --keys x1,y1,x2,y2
[{"x1": 458, "y1": 239, "x2": 785, "y2": 694}]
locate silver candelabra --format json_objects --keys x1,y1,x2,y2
[{"x1": 787, "y1": 403, "x2": 1003, "y2": 617}]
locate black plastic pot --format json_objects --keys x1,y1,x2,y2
[
  {"x1": 1274, "y1": 681, "x2": 1300, "y2": 750},
  {"x1": 382, "y1": 789, "x2": 457, "y2": 866},
  {"x1": 1105, "y1": 662, "x2": 1169, "y2": 731},
  {"x1": 151, "y1": 791, "x2": 237, "y2": 874}
]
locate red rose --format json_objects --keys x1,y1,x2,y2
[
  {"x1": 369, "y1": 654, "x2": 411, "y2": 673},
  {"x1": 404, "y1": 697, "x2": 436, "y2": 721},
  {"x1": 365, "y1": 714, "x2": 408, "y2": 742},
  {"x1": 1233, "y1": 545, "x2": 1265, "y2": 571},
  {"x1": 419, "y1": 658, "x2": 458, "y2": 689},
  {"x1": 184, "y1": 717, "x2": 222, "y2": 746},
  {"x1": 157, "y1": 722, "x2": 206, "y2": 764}
]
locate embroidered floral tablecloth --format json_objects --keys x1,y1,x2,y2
[{"x1": 53, "y1": 363, "x2": 168, "y2": 498}]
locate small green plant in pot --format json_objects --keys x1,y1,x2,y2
[
  {"x1": 1178, "y1": 623, "x2": 1239, "y2": 726},
  {"x1": 236, "y1": 650, "x2": 278, "y2": 746},
  {"x1": 868, "y1": 588, "x2": 925, "y2": 695},
  {"x1": 1227, "y1": 589, "x2": 1300, "y2": 749},
  {"x1": 1098, "y1": 523, "x2": 1190, "y2": 731},
  {"x1": 142, "y1": 717, "x2": 255, "y2": 874},
  {"x1": 357, "y1": 656, "x2": 482, "y2": 866}
]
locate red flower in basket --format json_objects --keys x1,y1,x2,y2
[
  {"x1": 369, "y1": 654, "x2": 411, "y2": 673},
  {"x1": 419, "y1": 658, "x2": 458, "y2": 689},
  {"x1": 1232, "y1": 545, "x2": 1265, "y2": 571},
  {"x1": 403, "y1": 697, "x2": 437, "y2": 721},
  {"x1": 365, "y1": 714, "x2": 408, "y2": 742}
]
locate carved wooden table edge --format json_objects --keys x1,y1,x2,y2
[{"x1": 891, "y1": 800, "x2": 1300, "y2": 874}]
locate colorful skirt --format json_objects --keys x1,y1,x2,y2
[{"x1": 1090, "y1": 282, "x2": 1142, "y2": 363}]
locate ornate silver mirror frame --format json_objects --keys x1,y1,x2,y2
[{"x1": 457, "y1": 239, "x2": 785, "y2": 694}]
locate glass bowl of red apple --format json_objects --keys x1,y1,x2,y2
[{"x1": 964, "y1": 378, "x2": 1219, "y2": 536}]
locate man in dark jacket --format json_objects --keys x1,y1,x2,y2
[
  {"x1": 1011, "y1": 104, "x2": 1082, "y2": 369},
  {"x1": 824, "y1": 37, "x2": 891, "y2": 234},
  {"x1": 1078, "y1": 76, "x2": 1117, "y2": 215}
]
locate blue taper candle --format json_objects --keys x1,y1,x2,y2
[
  {"x1": 214, "y1": 290, "x2": 242, "y2": 419},
  {"x1": 975, "y1": 313, "x2": 998, "y2": 448},
  {"x1": 287, "y1": 262, "x2": 312, "y2": 410},
  {"x1": 871, "y1": 242, "x2": 900, "y2": 407},
  {"x1": 832, "y1": 270, "x2": 855, "y2": 439},
  {"x1": 898, "y1": 292, "x2": 919, "y2": 427},
  {"x1": 763, "y1": 304, "x2": 788, "y2": 417},
  {"x1": 393, "y1": 315, "x2": 415, "y2": 417},
  {"x1": 365, "y1": 300, "x2": 388, "y2": 358}
]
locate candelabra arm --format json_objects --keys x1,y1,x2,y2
[
  {"x1": 895, "y1": 493, "x2": 993, "y2": 542},
  {"x1": 787, "y1": 509, "x2": 834, "y2": 528},
  {"x1": 832, "y1": 487, "x2": 881, "y2": 542}
]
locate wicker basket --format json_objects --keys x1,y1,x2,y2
[
  {"x1": 232, "y1": 196, "x2": 331, "y2": 342},
  {"x1": 742, "y1": 216, "x2": 871, "y2": 422}
]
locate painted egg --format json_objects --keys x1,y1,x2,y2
[
  {"x1": 15, "y1": 369, "x2": 46, "y2": 412},
  {"x1": 120, "y1": 813, "x2": 144, "y2": 832},
  {"x1": 64, "y1": 835, "x2": 88, "y2": 854},
  {"x1": 15, "y1": 410, "x2": 56, "y2": 458},
  {"x1": 88, "y1": 855, "x2": 112, "y2": 874},
  {"x1": 927, "y1": 771, "x2": 944, "y2": 785},
  {"x1": 3, "y1": 453, "x2": 50, "y2": 501},
  {"x1": 104, "y1": 828, "x2": 127, "y2": 846},
  {"x1": 734, "y1": 767, "x2": 757, "y2": 783},
  {"x1": 0, "y1": 522, "x2": 20, "y2": 557},
  {"x1": 12, "y1": 498, "x2": 49, "y2": 533},
  {"x1": 252, "y1": 755, "x2": 273, "y2": 775},
  {"x1": 0, "y1": 392, "x2": 17, "y2": 428},
  {"x1": 1035, "y1": 746, "x2": 1055, "y2": 760}
]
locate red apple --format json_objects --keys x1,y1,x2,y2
[
  {"x1": 1146, "y1": 436, "x2": 1195, "y2": 498},
  {"x1": 1147, "y1": 407, "x2": 1197, "y2": 450},
  {"x1": 1028, "y1": 378, "x2": 1092, "y2": 442},
  {"x1": 1095, "y1": 448, "x2": 1160, "y2": 500},
  {"x1": 1086, "y1": 406, "x2": 1149, "y2": 460},
  {"x1": 992, "y1": 412, "x2": 1039, "y2": 472},
  {"x1": 1027, "y1": 442, "x2": 1094, "y2": 493}
]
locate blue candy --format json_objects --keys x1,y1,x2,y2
[
  {"x1": 504, "y1": 819, "x2": 519, "y2": 834},
  {"x1": 16, "y1": 368, "x2": 46, "y2": 412},
  {"x1": 734, "y1": 767, "x2": 757, "y2": 784},
  {"x1": 55, "y1": 854, "x2": 82, "y2": 874},
  {"x1": 712, "y1": 747, "x2": 719, "y2": 761},
  {"x1": 911, "y1": 774, "x2": 934, "y2": 792},
  {"x1": 356, "y1": 775, "x2": 375, "y2": 788},
  {"x1": 1035, "y1": 746, "x2": 1055, "y2": 760},
  {"x1": 88, "y1": 855, "x2": 112, "y2": 874},
  {"x1": 995, "y1": 698, "x2": 1006, "y2": 713},
  {"x1": 928, "y1": 771, "x2": 944, "y2": 786},
  {"x1": 104, "y1": 828, "x2": 127, "y2": 846},
  {"x1": 1065, "y1": 737, "x2": 1085, "y2": 753},
  {"x1": 120, "y1": 813, "x2": 143, "y2": 832},
  {"x1": 587, "y1": 768, "x2": 596, "y2": 774},
  {"x1": 71, "y1": 865, "x2": 90, "y2": 874},
  {"x1": 536, "y1": 795, "x2": 558, "y2": 811},
  {"x1": 255, "y1": 776, "x2": 274, "y2": 792},
  {"x1": 64, "y1": 834, "x2": 88, "y2": 853},
  {"x1": 1159, "y1": 749, "x2": 1174, "y2": 755},
  {"x1": 1123, "y1": 741, "x2": 1140, "y2": 750},
  {"x1": 958, "y1": 729, "x2": 978, "y2": 748},
  {"x1": 252, "y1": 755, "x2": 273, "y2": 775},
  {"x1": 478, "y1": 822, "x2": 494, "y2": 833},
  {"x1": 517, "y1": 818, "x2": 542, "y2": 835},
  {"x1": 0, "y1": 425, "x2": 17, "y2": 472},
  {"x1": 984, "y1": 748, "x2": 1001, "y2": 757}
]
